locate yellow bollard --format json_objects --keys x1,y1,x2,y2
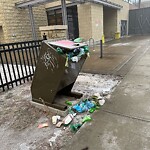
[
  {"x1": 102, "y1": 34, "x2": 105, "y2": 44},
  {"x1": 115, "y1": 32, "x2": 120, "y2": 40}
]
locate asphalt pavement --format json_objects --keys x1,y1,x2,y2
[{"x1": 62, "y1": 35, "x2": 150, "y2": 150}]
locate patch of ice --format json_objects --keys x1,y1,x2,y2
[
  {"x1": 111, "y1": 43, "x2": 130, "y2": 47},
  {"x1": 49, "y1": 129, "x2": 62, "y2": 147},
  {"x1": 0, "y1": 64, "x2": 35, "y2": 84},
  {"x1": 72, "y1": 73, "x2": 119, "y2": 96},
  {"x1": 20, "y1": 143, "x2": 30, "y2": 150}
]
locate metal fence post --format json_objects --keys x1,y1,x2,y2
[{"x1": 100, "y1": 40, "x2": 103, "y2": 58}]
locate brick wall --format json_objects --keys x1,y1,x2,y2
[
  {"x1": 77, "y1": 0, "x2": 129, "y2": 41},
  {"x1": 77, "y1": 3, "x2": 92, "y2": 41},
  {"x1": 91, "y1": 4, "x2": 103, "y2": 41},
  {"x1": 78, "y1": 3, "x2": 104, "y2": 41},
  {"x1": 40, "y1": 0, "x2": 129, "y2": 42},
  {"x1": 0, "y1": 0, "x2": 48, "y2": 44},
  {"x1": 0, "y1": 2, "x2": 4, "y2": 43}
]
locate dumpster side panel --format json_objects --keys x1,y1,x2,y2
[
  {"x1": 31, "y1": 42, "x2": 66, "y2": 106},
  {"x1": 58, "y1": 55, "x2": 87, "y2": 91}
]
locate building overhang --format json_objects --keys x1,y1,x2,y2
[
  {"x1": 90, "y1": 0, "x2": 123, "y2": 9},
  {"x1": 71, "y1": 0, "x2": 123, "y2": 9},
  {"x1": 15, "y1": 0, "x2": 58, "y2": 8},
  {"x1": 15, "y1": 0, "x2": 123, "y2": 9}
]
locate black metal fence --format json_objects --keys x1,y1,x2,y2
[{"x1": 0, "y1": 40, "x2": 42, "y2": 92}]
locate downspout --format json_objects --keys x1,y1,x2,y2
[
  {"x1": 28, "y1": 6, "x2": 37, "y2": 40},
  {"x1": 61, "y1": 0, "x2": 69, "y2": 39}
]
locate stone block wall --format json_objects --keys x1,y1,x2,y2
[
  {"x1": 77, "y1": 3, "x2": 92, "y2": 41},
  {"x1": 0, "y1": 0, "x2": 48, "y2": 44}
]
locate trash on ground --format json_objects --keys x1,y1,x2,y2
[
  {"x1": 106, "y1": 94, "x2": 111, "y2": 100},
  {"x1": 70, "y1": 123, "x2": 82, "y2": 132},
  {"x1": 82, "y1": 116, "x2": 92, "y2": 123},
  {"x1": 72, "y1": 99, "x2": 95, "y2": 113},
  {"x1": 65, "y1": 100, "x2": 73, "y2": 106},
  {"x1": 63, "y1": 114, "x2": 74, "y2": 125},
  {"x1": 93, "y1": 93, "x2": 102, "y2": 100},
  {"x1": 52, "y1": 115, "x2": 61, "y2": 125},
  {"x1": 99, "y1": 99, "x2": 105, "y2": 106},
  {"x1": 56, "y1": 121, "x2": 63, "y2": 128},
  {"x1": 38, "y1": 122, "x2": 49, "y2": 129},
  {"x1": 89, "y1": 107, "x2": 96, "y2": 113}
]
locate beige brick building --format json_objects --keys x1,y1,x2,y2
[
  {"x1": 0, "y1": 0, "x2": 47, "y2": 44},
  {"x1": 45, "y1": 0, "x2": 129, "y2": 41},
  {"x1": 0, "y1": 0, "x2": 129, "y2": 44}
]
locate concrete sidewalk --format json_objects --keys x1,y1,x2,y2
[
  {"x1": 62, "y1": 36, "x2": 150, "y2": 150},
  {"x1": 82, "y1": 35, "x2": 150, "y2": 76}
]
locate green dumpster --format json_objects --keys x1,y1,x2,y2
[{"x1": 31, "y1": 40, "x2": 88, "y2": 111}]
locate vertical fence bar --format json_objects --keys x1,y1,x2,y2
[
  {"x1": 31, "y1": 41, "x2": 37, "y2": 68},
  {"x1": 0, "y1": 50, "x2": 9, "y2": 90},
  {"x1": 28, "y1": 42, "x2": 34, "y2": 74},
  {"x1": 24, "y1": 42, "x2": 32, "y2": 80},
  {"x1": 34, "y1": 41, "x2": 40, "y2": 59},
  {"x1": 0, "y1": 72, "x2": 5, "y2": 91},
  {"x1": 2, "y1": 45, "x2": 14, "y2": 88},
  {"x1": 16, "y1": 44, "x2": 25, "y2": 83},
  {"x1": 20, "y1": 43, "x2": 29, "y2": 81},
  {"x1": 8, "y1": 45, "x2": 18, "y2": 86},
  {"x1": 12, "y1": 44, "x2": 22, "y2": 85},
  {"x1": 0, "y1": 40, "x2": 42, "y2": 92}
]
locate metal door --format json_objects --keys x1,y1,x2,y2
[
  {"x1": 67, "y1": 6, "x2": 79, "y2": 40},
  {"x1": 121, "y1": 20, "x2": 127, "y2": 36},
  {"x1": 129, "y1": 7, "x2": 150, "y2": 35}
]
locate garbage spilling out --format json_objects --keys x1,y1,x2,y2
[
  {"x1": 0, "y1": 72, "x2": 120, "y2": 150},
  {"x1": 38, "y1": 122, "x2": 49, "y2": 129},
  {"x1": 50, "y1": 93, "x2": 106, "y2": 133},
  {"x1": 54, "y1": 40, "x2": 90, "y2": 65},
  {"x1": 31, "y1": 39, "x2": 89, "y2": 111}
]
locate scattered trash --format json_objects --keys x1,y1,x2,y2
[
  {"x1": 96, "y1": 106, "x2": 100, "y2": 110},
  {"x1": 99, "y1": 99, "x2": 105, "y2": 106},
  {"x1": 68, "y1": 108, "x2": 77, "y2": 117},
  {"x1": 93, "y1": 93, "x2": 102, "y2": 100},
  {"x1": 63, "y1": 114, "x2": 74, "y2": 125},
  {"x1": 72, "y1": 100, "x2": 95, "y2": 113},
  {"x1": 106, "y1": 94, "x2": 111, "y2": 100},
  {"x1": 89, "y1": 107, "x2": 96, "y2": 113},
  {"x1": 52, "y1": 115, "x2": 61, "y2": 125},
  {"x1": 82, "y1": 116, "x2": 92, "y2": 123},
  {"x1": 65, "y1": 100, "x2": 73, "y2": 106},
  {"x1": 70, "y1": 123, "x2": 82, "y2": 132},
  {"x1": 56, "y1": 121, "x2": 63, "y2": 128},
  {"x1": 71, "y1": 56, "x2": 80, "y2": 62},
  {"x1": 38, "y1": 122, "x2": 49, "y2": 129}
]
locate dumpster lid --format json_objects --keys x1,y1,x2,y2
[{"x1": 49, "y1": 40, "x2": 87, "y2": 50}]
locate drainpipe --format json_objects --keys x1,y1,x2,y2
[
  {"x1": 139, "y1": 0, "x2": 141, "y2": 8},
  {"x1": 28, "y1": 6, "x2": 37, "y2": 40},
  {"x1": 61, "y1": 0, "x2": 69, "y2": 39}
]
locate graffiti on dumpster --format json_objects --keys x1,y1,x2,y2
[{"x1": 41, "y1": 50, "x2": 58, "y2": 71}]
